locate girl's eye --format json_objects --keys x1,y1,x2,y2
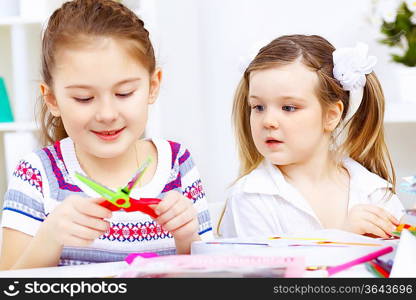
[
  {"x1": 282, "y1": 105, "x2": 297, "y2": 112},
  {"x1": 73, "y1": 97, "x2": 93, "y2": 102},
  {"x1": 116, "y1": 91, "x2": 134, "y2": 98},
  {"x1": 252, "y1": 105, "x2": 265, "y2": 112}
]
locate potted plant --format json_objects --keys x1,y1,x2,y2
[{"x1": 375, "y1": 0, "x2": 416, "y2": 102}]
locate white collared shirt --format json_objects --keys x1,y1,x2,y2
[{"x1": 219, "y1": 158, "x2": 405, "y2": 238}]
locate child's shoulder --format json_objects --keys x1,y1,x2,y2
[
  {"x1": 344, "y1": 157, "x2": 392, "y2": 191},
  {"x1": 6, "y1": 141, "x2": 64, "y2": 194},
  {"x1": 148, "y1": 137, "x2": 194, "y2": 166},
  {"x1": 227, "y1": 161, "x2": 274, "y2": 198},
  {"x1": 35, "y1": 138, "x2": 70, "y2": 166},
  {"x1": 13, "y1": 140, "x2": 59, "y2": 170},
  {"x1": 12, "y1": 137, "x2": 75, "y2": 180}
]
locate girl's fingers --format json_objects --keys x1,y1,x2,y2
[
  {"x1": 156, "y1": 200, "x2": 189, "y2": 226},
  {"x1": 169, "y1": 218, "x2": 199, "y2": 238},
  {"x1": 72, "y1": 211, "x2": 110, "y2": 233},
  {"x1": 69, "y1": 222, "x2": 106, "y2": 241},
  {"x1": 362, "y1": 221, "x2": 390, "y2": 239},
  {"x1": 365, "y1": 206, "x2": 398, "y2": 230},
  {"x1": 363, "y1": 211, "x2": 394, "y2": 237},
  {"x1": 161, "y1": 208, "x2": 196, "y2": 233},
  {"x1": 75, "y1": 198, "x2": 113, "y2": 219},
  {"x1": 154, "y1": 192, "x2": 181, "y2": 216},
  {"x1": 367, "y1": 205, "x2": 398, "y2": 224}
]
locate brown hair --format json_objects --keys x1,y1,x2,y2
[
  {"x1": 38, "y1": 0, "x2": 156, "y2": 145},
  {"x1": 217, "y1": 34, "x2": 396, "y2": 235}
]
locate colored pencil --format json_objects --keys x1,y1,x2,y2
[
  {"x1": 326, "y1": 246, "x2": 394, "y2": 276},
  {"x1": 205, "y1": 242, "x2": 270, "y2": 246},
  {"x1": 317, "y1": 241, "x2": 382, "y2": 247},
  {"x1": 365, "y1": 263, "x2": 382, "y2": 277},
  {"x1": 368, "y1": 261, "x2": 389, "y2": 278},
  {"x1": 269, "y1": 237, "x2": 327, "y2": 241},
  {"x1": 374, "y1": 258, "x2": 393, "y2": 272},
  {"x1": 289, "y1": 244, "x2": 347, "y2": 248}
]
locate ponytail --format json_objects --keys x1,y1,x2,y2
[{"x1": 342, "y1": 73, "x2": 396, "y2": 192}]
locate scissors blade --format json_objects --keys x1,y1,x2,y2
[
  {"x1": 75, "y1": 172, "x2": 118, "y2": 200},
  {"x1": 124, "y1": 156, "x2": 153, "y2": 194}
]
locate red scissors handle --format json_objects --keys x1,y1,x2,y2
[
  {"x1": 99, "y1": 200, "x2": 120, "y2": 212},
  {"x1": 125, "y1": 198, "x2": 161, "y2": 218},
  {"x1": 99, "y1": 198, "x2": 161, "y2": 218}
]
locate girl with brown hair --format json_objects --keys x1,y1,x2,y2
[
  {"x1": 218, "y1": 35, "x2": 404, "y2": 238},
  {"x1": 0, "y1": 0, "x2": 213, "y2": 269}
]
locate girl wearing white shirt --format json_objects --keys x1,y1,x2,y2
[{"x1": 218, "y1": 35, "x2": 405, "y2": 238}]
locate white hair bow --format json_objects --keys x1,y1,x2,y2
[{"x1": 332, "y1": 42, "x2": 377, "y2": 123}]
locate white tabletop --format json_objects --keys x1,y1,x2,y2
[
  {"x1": 0, "y1": 229, "x2": 400, "y2": 278},
  {"x1": 0, "y1": 261, "x2": 128, "y2": 278}
]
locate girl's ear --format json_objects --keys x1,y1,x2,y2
[
  {"x1": 40, "y1": 83, "x2": 60, "y2": 117},
  {"x1": 148, "y1": 68, "x2": 162, "y2": 104},
  {"x1": 324, "y1": 100, "x2": 343, "y2": 132}
]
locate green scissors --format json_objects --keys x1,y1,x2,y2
[{"x1": 75, "y1": 156, "x2": 161, "y2": 218}]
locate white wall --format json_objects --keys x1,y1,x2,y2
[
  {"x1": 1, "y1": 0, "x2": 415, "y2": 210},
  {"x1": 142, "y1": 0, "x2": 416, "y2": 208}
]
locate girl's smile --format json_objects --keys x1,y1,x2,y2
[{"x1": 91, "y1": 127, "x2": 126, "y2": 141}]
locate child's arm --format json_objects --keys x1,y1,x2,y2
[
  {"x1": 0, "y1": 227, "x2": 62, "y2": 270},
  {"x1": 153, "y1": 190, "x2": 200, "y2": 254},
  {"x1": 0, "y1": 195, "x2": 111, "y2": 270},
  {"x1": 152, "y1": 144, "x2": 212, "y2": 254}
]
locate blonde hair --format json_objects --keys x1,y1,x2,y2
[
  {"x1": 216, "y1": 34, "x2": 396, "y2": 235},
  {"x1": 38, "y1": 0, "x2": 156, "y2": 145}
]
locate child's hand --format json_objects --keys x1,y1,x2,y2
[
  {"x1": 341, "y1": 204, "x2": 399, "y2": 238},
  {"x1": 153, "y1": 191, "x2": 199, "y2": 252},
  {"x1": 41, "y1": 195, "x2": 112, "y2": 247}
]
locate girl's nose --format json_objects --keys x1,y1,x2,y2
[
  {"x1": 95, "y1": 98, "x2": 119, "y2": 123},
  {"x1": 263, "y1": 112, "x2": 279, "y2": 129}
]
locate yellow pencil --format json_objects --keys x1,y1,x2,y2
[
  {"x1": 316, "y1": 241, "x2": 382, "y2": 247},
  {"x1": 269, "y1": 237, "x2": 327, "y2": 241}
]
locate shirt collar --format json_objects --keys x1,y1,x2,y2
[
  {"x1": 242, "y1": 159, "x2": 319, "y2": 221},
  {"x1": 242, "y1": 157, "x2": 391, "y2": 197},
  {"x1": 242, "y1": 159, "x2": 282, "y2": 195}
]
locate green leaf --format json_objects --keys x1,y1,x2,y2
[{"x1": 379, "y1": 2, "x2": 416, "y2": 67}]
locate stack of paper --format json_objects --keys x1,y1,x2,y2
[{"x1": 191, "y1": 229, "x2": 397, "y2": 268}]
